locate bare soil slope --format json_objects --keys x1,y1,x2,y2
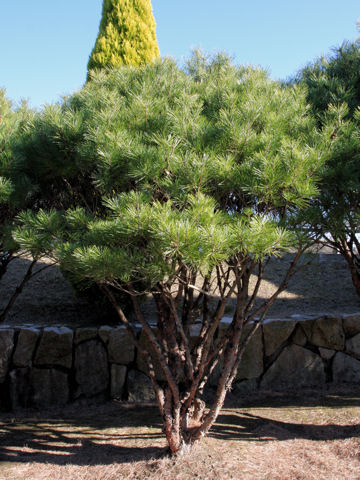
[{"x1": 0, "y1": 252, "x2": 359, "y2": 327}]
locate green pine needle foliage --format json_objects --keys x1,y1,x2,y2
[
  {"x1": 87, "y1": 0, "x2": 160, "y2": 77},
  {"x1": 296, "y1": 41, "x2": 360, "y2": 297},
  {"x1": 0, "y1": 91, "x2": 34, "y2": 252},
  {"x1": 298, "y1": 41, "x2": 360, "y2": 122},
  {"x1": 10, "y1": 55, "x2": 330, "y2": 289}
]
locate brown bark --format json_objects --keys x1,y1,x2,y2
[
  {"x1": 340, "y1": 245, "x2": 360, "y2": 302},
  {"x1": 101, "y1": 285, "x2": 167, "y2": 416},
  {"x1": 101, "y1": 251, "x2": 305, "y2": 456},
  {"x1": 0, "y1": 259, "x2": 36, "y2": 324}
]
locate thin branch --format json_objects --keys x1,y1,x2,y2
[
  {"x1": 244, "y1": 259, "x2": 264, "y2": 316},
  {"x1": 164, "y1": 287, "x2": 194, "y2": 381},
  {"x1": 105, "y1": 284, "x2": 180, "y2": 404},
  {"x1": 215, "y1": 266, "x2": 224, "y2": 298},
  {"x1": 100, "y1": 285, "x2": 165, "y2": 416},
  {"x1": 181, "y1": 280, "x2": 237, "y2": 414},
  {"x1": 185, "y1": 283, "x2": 219, "y2": 299},
  {"x1": 0, "y1": 259, "x2": 37, "y2": 323},
  {"x1": 246, "y1": 249, "x2": 303, "y2": 324},
  {"x1": 131, "y1": 293, "x2": 169, "y2": 359}
]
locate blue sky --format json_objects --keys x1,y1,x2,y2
[{"x1": 1, "y1": 1, "x2": 359, "y2": 109}]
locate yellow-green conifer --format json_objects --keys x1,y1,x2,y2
[{"x1": 87, "y1": 0, "x2": 160, "y2": 76}]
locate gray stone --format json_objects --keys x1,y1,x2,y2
[
  {"x1": 297, "y1": 318, "x2": 315, "y2": 339},
  {"x1": 236, "y1": 326, "x2": 263, "y2": 380},
  {"x1": 345, "y1": 333, "x2": 360, "y2": 360},
  {"x1": 263, "y1": 319, "x2": 296, "y2": 357},
  {"x1": 291, "y1": 314, "x2": 316, "y2": 321},
  {"x1": 30, "y1": 368, "x2": 69, "y2": 407},
  {"x1": 127, "y1": 369, "x2": 155, "y2": 402},
  {"x1": 108, "y1": 327, "x2": 135, "y2": 364},
  {"x1": 319, "y1": 347, "x2": 335, "y2": 360},
  {"x1": 189, "y1": 323, "x2": 202, "y2": 348},
  {"x1": 301, "y1": 316, "x2": 344, "y2": 350},
  {"x1": 292, "y1": 324, "x2": 307, "y2": 346},
  {"x1": 260, "y1": 345, "x2": 325, "y2": 389},
  {"x1": 189, "y1": 323, "x2": 202, "y2": 336},
  {"x1": 13, "y1": 328, "x2": 40, "y2": 367},
  {"x1": 333, "y1": 352, "x2": 360, "y2": 383},
  {"x1": 98, "y1": 326, "x2": 113, "y2": 345},
  {"x1": 74, "y1": 328, "x2": 98, "y2": 345},
  {"x1": 34, "y1": 327, "x2": 73, "y2": 369},
  {"x1": 110, "y1": 364, "x2": 127, "y2": 399},
  {"x1": 343, "y1": 314, "x2": 360, "y2": 337},
  {"x1": 0, "y1": 329, "x2": 14, "y2": 382},
  {"x1": 9, "y1": 368, "x2": 31, "y2": 409},
  {"x1": 74, "y1": 340, "x2": 109, "y2": 397},
  {"x1": 209, "y1": 323, "x2": 263, "y2": 385}
]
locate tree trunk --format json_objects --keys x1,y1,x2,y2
[
  {"x1": 163, "y1": 390, "x2": 206, "y2": 456},
  {"x1": 101, "y1": 253, "x2": 303, "y2": 457},
  {"x1": 341, "y1": 248, "x2": 360, "y2": 302}
]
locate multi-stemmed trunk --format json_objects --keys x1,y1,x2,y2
[{"x1": 102, "y1": 251, "x2": 302, "y2": 456}]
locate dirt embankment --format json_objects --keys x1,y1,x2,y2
[{"x1": 0, "y1": 252, "x2": 359, "y2": 327}]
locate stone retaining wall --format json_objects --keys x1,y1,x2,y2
[{"x1": 1, "y1": 313, "x2": 360, "y2": 410}]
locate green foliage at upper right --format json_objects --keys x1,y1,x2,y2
[
  {"x1": 87, "y1": 0, "x2": 160, "y2": 77},
  {"x1": 299, "y1": 41, "x2": 360, "y2": 121},
  {"x1": 296, "y1": 41, "x2": 360, "y2": 298}
]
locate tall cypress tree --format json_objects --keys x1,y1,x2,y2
[{"x1": 87, "y1": 0, "x2": 160, "y2": 76}]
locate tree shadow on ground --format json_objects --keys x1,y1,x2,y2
[
  {"x1": 1, "y1": 390, "x2": 360, "y2": 466},
  {"x1": 225, "y1": 386, "x2": 360, "y2": 409},
  {"x1": 0, "y1": 403, "x2": 166, "y2": 465},
  {"x1": 214, "y1": 386, "x2": 360, "y2": 442},
  {"x1": 213, "y1": 410, "x2": 360, "y2": 442}
]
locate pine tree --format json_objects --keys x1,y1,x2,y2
[
  {"x1": 297, "y1": 41, "x2": 360, "y2": 299},
  {"x1": 87, "y1": 0, "x2": 160, "y2": 76},
  {"x1": 13, "y1": 57, "x2": 329, "y2": 455}
]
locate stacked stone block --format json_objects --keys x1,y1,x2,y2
[{"x1": 1, "y1": 313, "x2": 360, "y2": 410}]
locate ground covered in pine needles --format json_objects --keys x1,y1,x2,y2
[
  {"x1": 1, "y1": 252, "x2": 359, "y2": 478},
  {"x1": 1, "y1": 388, "x2": 359, "y2": 480}
]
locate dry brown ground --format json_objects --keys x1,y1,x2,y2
[
  {"x1": 2, "y1": 253, "x2": 359, "y2": 478},
  {"x1": 1, "y1": 251, "x2": 359, "y2": 327},
  {"x1": 0, "y1": 389, "x2": 360, "y2": 480}
]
